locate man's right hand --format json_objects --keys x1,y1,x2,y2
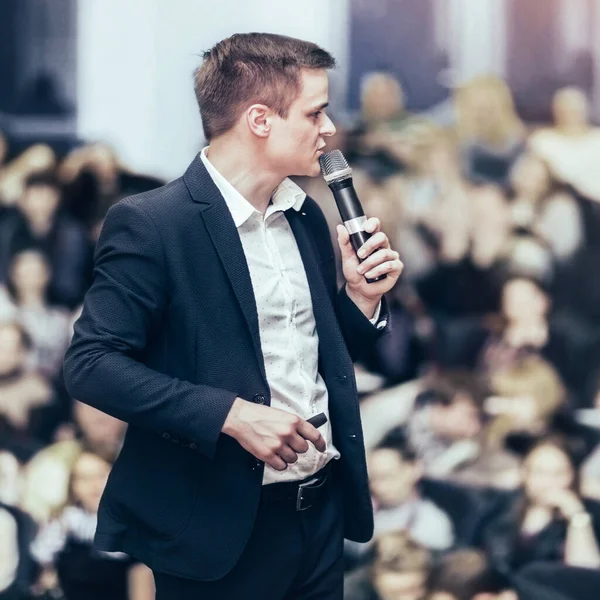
[{"x1": 222, "y1": 398, "x2": 326, "y2": 471}]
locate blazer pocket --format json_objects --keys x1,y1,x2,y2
[{"x1": 105, "y1": 430, "x2": 203, "y2": 540}]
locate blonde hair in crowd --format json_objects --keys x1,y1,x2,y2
[{"x1": 454, "y1": 75, "x2": 525, "y2": 147}]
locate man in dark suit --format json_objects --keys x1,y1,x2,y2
[{"x1": 63, "y1": 32, "x2": 403, "y2": 599}]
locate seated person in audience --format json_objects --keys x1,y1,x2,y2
[
  {"x1": 406, "y1": 374, "x2": 483, "y2": 477},
  {"x1": 344, "y1": 532, "x2": 432, "y2": 600},
  {"x1": 0, "y1": 144, "x2": 56, "y2": 207},
  {"x1": 484, "y1": 355, "x2": 566, "y2": 445},
  {"x1": 508, "y1": 153, "x2": 583, "y2": 262},
  {"x1": 453, "y1": 75, "x2": 525, "y2": 187},
  {"x1": 31, "y1": 450, "x2": 154, "y2": 600},
  {"x1": 20, "y1": 443, "x2": 81, "y2": 527},
  {"x1": 368, "y1": 428, "x2": 454, "y2": 550},
  {"x1": 529, "y1": 87, "x2": 600, "y2": 203},
  {"x1": 0, "y1": 172, "x2": 92, "y2": 309},
  {"x1": 0, "y1": 321, "x2": 58, "y2": 459},
  {"x1": 56, "y1": 400, "x2": 126, "y2": 463},
  {"x1": 59, "y1": 142, "x2": 164, "y2": 197},
  {"x1": 0, "y1": 500, "x2": 37, "y2": 600},
  {"x1": 3, "y1": 248, "x2": 73, "y2": 380},
  {"x1": 478, "y1": 276, "x2": 591, "y2": 395},
  {"x1": 416, "y1": 185, "x2": 508, "y2": 321},
  {"x1": 472, "y1": 429, "x2": 600, "y2": 573},
  {"x1": 427, "y1": 549, "x2": 516, "y2": 600},
  {"x1": 346, "y1": 428, "x2": 454, "y2": 568}
]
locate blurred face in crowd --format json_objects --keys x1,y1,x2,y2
[
  {"x1": 523, "y1": 443, "x2": 575, "y2": 505},
  {"x1": 471, "y1": 186, "x2": 511, "y2": 232},
  {"x1": 373, "y1": 569, "x2": 427, "y2": 600},
  {"x1": 361, "y1": 73, "x2": 405, "y2": 123},
  {"x1": 264, "y1": 68, "x2": 335, "y2": 179},
  {"x1": 10, "y1": 250, "x2": 51, "y2": 300},
  {"x1": 74, "y1": 401, "x2": 126, "y2": 460},
  {"x1": 466, "y1": 87, "x2": 502, "y2": 134},
  {"x1": 85, "y1": 143, "x2": 120, "y2": 194},
  {"x1": 0, "y1": 323, "x2": 26, "y2": 375},
  {"x1": 70, "y1": 452, "x2": 110, "y2": 513},
  {"x1": 552, "y1": 88, "x2": 589, "y2": 130},
  {"x1": 368, "y1": 448, "x2": 419, "y2": 508},
  {"x1": 510, "y1": 155, "x2": 551, "y2": 200},
  {"x1": 19, "y1": 183, "x2": 61, "y2": 230},
  {"x1": 431, "y1": 395, "x2": 482, "y2": 441},
  {"x1": 502, "y1": 278, "x2": 549, "y2": 323}
]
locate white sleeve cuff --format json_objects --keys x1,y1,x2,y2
[{"x1": 369, "y1": 300, "x2": 387, "y2": 330}]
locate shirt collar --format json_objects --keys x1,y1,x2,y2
[{"x1": 200, "y1": 146, "x2": 306, "y2": 228}]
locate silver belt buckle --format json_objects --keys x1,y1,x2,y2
[{"x1": 296, "y1": 476, "x2": 322, "y2": 512}]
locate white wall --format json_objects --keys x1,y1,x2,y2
[
  {"x1": 77, "y1": 0, "x2": 349, "y2": 180},
  {"x1": 447, "y1": 0, "x2": 507, "y2": 84}
]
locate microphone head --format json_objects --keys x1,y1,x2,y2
[{"x1": 319, "y1": 149, "x2": 353, "y2": 184}]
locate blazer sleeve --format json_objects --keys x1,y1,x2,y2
[
  {"x1": 304, "y1": 195, "x2": 391, "y2": 362},
  {"x1": 335, "y1": 284, "x2": 390, "y2": 362},
  {"x1": 62, "y1": 198, "x2": 237, "y2": 460}
]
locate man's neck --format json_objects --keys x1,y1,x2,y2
[{"x1": 206, "y1": 137, "x2": 284, "y2": 215}]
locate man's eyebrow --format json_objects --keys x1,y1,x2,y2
[{"x1": 309, "y1": 102, "x2": 329, "y2": 112}]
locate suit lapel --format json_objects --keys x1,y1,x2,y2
[
  {"x1": 285, "y1": 208, "x2": 348, "y2": 369},
  {"x1": 183, "y1": 156, "x2": 267, "y2": 386}
]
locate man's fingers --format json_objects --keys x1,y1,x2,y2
[
  {"x1": 288, "y1": 434, "x2": 310, "y2": 455},
  {"x1": 336, "y1": 224, "x2": 356, "y2": 264},
  {"x1": 297, "y1": 420, "x2": 327, "y2": 453},
  {"x1": 276, "y1": 445, "x2": 299, "y2": 465},
  {"x1": 364, "y1": 217, "x2": 381, "y2": 235},
  {"x1": 265, "y1": 453, "x2": 288, "y2": 471}
]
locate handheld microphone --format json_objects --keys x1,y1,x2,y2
[{"x1": 319, "y1": 149, "x2": 386, "y2": 283}]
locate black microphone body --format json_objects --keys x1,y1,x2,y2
[{"x1": 320, "y1": 151, "x2": 386, "y2": 283}]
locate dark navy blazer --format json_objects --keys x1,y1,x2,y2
[{"x1": 63, "y1": 154, "x2": 389, "y2": 581}]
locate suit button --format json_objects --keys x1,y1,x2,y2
[
  {"x1": 189, "y1": 442, "x2": 198, "y2": 451},
  {"x1": 161, "y1": 432, "x2": 171, "y2": 440},
  {"x1": 253, "y1": 393, "x2": 266, "y2": 405}
]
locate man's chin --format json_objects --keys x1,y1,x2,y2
[{"x1": 308, "y1": 159, "x2": 323, "y2": 178}]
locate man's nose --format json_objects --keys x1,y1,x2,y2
[{"x1": 320, "y1": 113, "x2": 336, "y2": 137}]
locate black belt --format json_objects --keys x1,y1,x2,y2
[{"x1": 260, "y1": 462, "x2": 332, "y2": 512}]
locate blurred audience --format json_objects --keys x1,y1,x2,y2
[
  {"x1": 454, "y1": 75, "x2": 526, "y2": 187},
  {"x1": 2, "y1": 64, "x2": 600, "y2": 600},
  {"x1": 30, "y1": 450, "x2": 153, "y2": 600},
  {"x1": 529, "y1": 86, "x2": 600, "y2": 203},
  {"x1": 344, "y1": 532, "x2": 432, "y2": 600}
]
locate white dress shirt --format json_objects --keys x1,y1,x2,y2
[{"x1": 201, "y1": 147, "x2": 380, "y2": 485}]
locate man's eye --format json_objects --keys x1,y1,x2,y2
[{"x1": 311, "y1": 111, "x2": 322, "y2": 119}]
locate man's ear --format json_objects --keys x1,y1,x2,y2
[{"x1": 246, "y1": 104, "x2": 271, "y2": 138}]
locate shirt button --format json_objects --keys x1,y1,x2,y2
[{"x1": 253, "y1": 393, "x2": 266, "y2": 404}]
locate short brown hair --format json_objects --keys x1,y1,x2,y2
[
  {"x1": 371, "y1": 532, "x2": 432, "y2": 575},
  {"x1": 428, "y1": 549, "x2": 509, "y2": 600},
  {"x1": 194, "y1": 33, "x2": 335, "y2": 140}
]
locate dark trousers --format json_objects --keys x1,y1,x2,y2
[{"x1": 153, "y1": 474, "x2": 345, "y2": 600}]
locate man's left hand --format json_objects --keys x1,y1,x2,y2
[{"x1": 336, "y1": 217, "x2": 403, "y2": 318}]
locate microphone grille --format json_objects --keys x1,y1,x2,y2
[{"x1": 319, "y1": 149, "x2": 352, "y2": 183}]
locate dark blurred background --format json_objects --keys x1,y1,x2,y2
[{"x1": 1, "y1": 1, "x2": 600, "y2": 599}]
